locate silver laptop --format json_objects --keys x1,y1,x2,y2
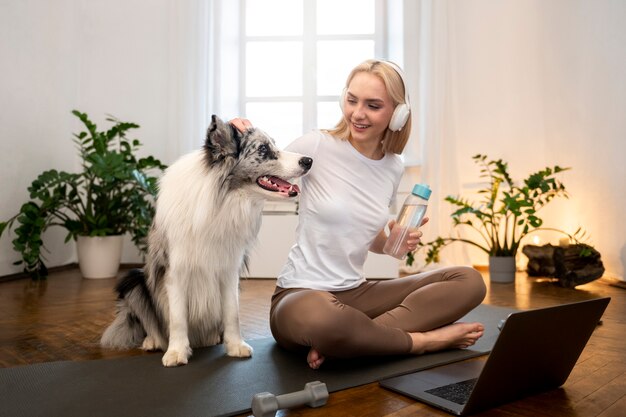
[{"x1": 380, "y1": 297, "x2": 610, "y2": 416}]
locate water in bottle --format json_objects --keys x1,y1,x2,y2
[{"x1": 383, "y1": 184, "x2": 431, "y2": 260}]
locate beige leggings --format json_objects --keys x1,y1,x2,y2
[{"x1": 269, "y1": 266, "x2": 486, "y2": 358}]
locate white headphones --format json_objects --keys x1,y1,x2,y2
[{"x1": 339, "y1": 60, "x2": 411, "y2": 132}]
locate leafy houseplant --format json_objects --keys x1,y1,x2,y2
[
  {"x1": 0, "y1": 110, "x2": 166, "y2": 279},
  {"x1": 409, "y1": 154, "x2": 587, "y2": 268}
]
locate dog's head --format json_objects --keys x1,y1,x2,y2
[{"x1": 204, "y1": 115, "x2": 312, "y2": 199}]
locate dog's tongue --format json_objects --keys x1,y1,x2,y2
[{"x1": 257, "y1": 176, "x2": 300, "y2": 197}]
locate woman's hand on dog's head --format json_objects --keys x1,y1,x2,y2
[{"x1": 229, "y1": 118, "x2": 253, "y2": 133}]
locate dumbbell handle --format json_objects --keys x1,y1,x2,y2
[{"x1": 276, "y1": 389, "x2": 312, "y2": 409}]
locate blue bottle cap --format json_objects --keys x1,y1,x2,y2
[{"x1": 411, "y1": 183, "x2": 432, "y2": 200}]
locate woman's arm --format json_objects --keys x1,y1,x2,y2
[
  {"x1": 369, "y1": 217, "x2": 429, "y2": 255},
  {"x1": 369, "y1": 228, "x2": 389, "y2": 254}
]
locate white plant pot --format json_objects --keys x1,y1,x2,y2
[
  {"x1": 76, "y1": 235, "x2": 124, "y2": 279},
  {"x1": 489, "y1": 256, "x2": 516, "y2": 283}
]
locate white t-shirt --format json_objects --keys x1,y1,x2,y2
[{"x1": 277, "y1": 130, "x2": 404, "y2": 291}]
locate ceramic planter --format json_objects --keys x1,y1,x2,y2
[
  {"x1": 76, "y1": 235, "x2": 124, "y2": 279},
  {"x1": 489, "y1": 256, "x2": 516, "y2": 283}
]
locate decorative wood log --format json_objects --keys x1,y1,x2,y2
[{"x1": 522, "y1": 244, "x2": 605, "y2": 288}]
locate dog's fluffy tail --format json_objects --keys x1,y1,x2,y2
[{"x1": 101, "y1": 269, "x2": 155, "y2": 349}]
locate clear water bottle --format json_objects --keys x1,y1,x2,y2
[{"x1": 383, "y1": 183, "x2": 432, "y2": 260}]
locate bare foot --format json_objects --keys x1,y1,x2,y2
[
  {"x1": 307, "y1": 348, "x2": 325, "y2": 369},
  {"x1": 409, "y1": 322, "x2": 485, "y2": 354}
]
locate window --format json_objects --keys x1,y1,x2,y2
[{"x1": 241, "y1": 0, "x2": 385, "y2": 148}]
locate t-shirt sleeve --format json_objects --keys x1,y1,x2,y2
[{"x1": 285, "y1": 130, "x2": 322, "y2": 159}]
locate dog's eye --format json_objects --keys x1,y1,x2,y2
[{"x1": 258, "y1": 144, "x2": 269, "y2": 157}]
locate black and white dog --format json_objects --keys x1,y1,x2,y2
[{"x1": 101, "y1": 116, "x2": 312, "y2": 367}]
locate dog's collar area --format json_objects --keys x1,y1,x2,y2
[{"x1": 257, "y1": 175, "x2": 300, "y2": 197}]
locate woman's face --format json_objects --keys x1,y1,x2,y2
[{"x1": 342, "y1": 71, "x2": 395, "y2": 151}]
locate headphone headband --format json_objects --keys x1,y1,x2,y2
[
  {"x1": 378, "y1": 60, "x2": 411, "y2": 109},
  {"x1": 377, "y1": 60, "x2": 411, "y2": 131}
]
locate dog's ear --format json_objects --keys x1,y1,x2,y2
[{"x1": 205, "y1": 115, "x2": 240, "y2": 160}]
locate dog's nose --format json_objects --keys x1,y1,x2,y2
[{"x1": 299, "y1": 157, "x2": 313, "y2": 171}]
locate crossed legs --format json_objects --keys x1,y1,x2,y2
[{"x1": 269, "y1": 266, "x2": 487, "y2": 368}]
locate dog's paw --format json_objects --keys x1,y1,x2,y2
[
  {"x1": 162, "y1": 346, "x2": 192, "y2": 367},
  {"x1": 141, "y1": 336, "x2": 161, "y2": 351},
  {"x1": 225, "y1": 340, "x2": 253, "y2": 358}
]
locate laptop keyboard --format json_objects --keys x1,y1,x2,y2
[{"x1": 425, "y1": 378, "x2": 478, "y2": 405}]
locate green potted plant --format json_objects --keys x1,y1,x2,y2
[
  {"x1": 410, "y1": 154, "x2": 585, "y2": 283},
  {"x1": 0, "y1": 110, "x2": 166, "y2": 280}
]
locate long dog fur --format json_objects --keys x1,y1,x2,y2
[{"x1": 101, "y1": 115, "x2": 312, "y2": 366}]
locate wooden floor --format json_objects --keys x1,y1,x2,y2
[{"x1": 0, "y1": 266, "x2": 624, "y2": 417}]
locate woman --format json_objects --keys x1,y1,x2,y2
[{"x1": 232, "y1": 59, "x2": 486, "y2": 369}]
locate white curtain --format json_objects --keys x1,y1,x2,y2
[
  {"x1": 413, "y1": 0, "x2": 471, "y2": 267},
  {"x1": 166, "y1": 0, "x2": 213, "y2": 159}
]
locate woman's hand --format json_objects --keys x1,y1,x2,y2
[
  {"x1": 387, "y1": 216, "x2": 429, "y2": 253},
  {"x1": 229, "y1": 118, "x2": 253, "y2": 133}
]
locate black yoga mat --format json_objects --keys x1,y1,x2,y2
[{"x1": 0, "y1": 304, "x2": 516, "y2": 417}]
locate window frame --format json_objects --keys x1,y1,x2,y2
[{"x1": 238, "y1": 0, "x2": 388, "y2": 139}]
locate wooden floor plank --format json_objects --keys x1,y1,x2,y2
[
  {"x1": 598, "y1": 394, "x2": 626, "y2": 417},
  {"x1": 570, "y1": 362, "x2": 626, "y2": 417}
]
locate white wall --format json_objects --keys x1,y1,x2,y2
[
  {"x1": 540, "y1": 0, "x2": 625, "y2": 281},
  {"x1": 0, "y1": 0, "x2": 192, "y2": 276},
  {"x1": 446, "y1": 0, "x2": 625, "y2": 280},
  {"x1": 1, "y1": 0, "x2": 82, "y2": 273}
]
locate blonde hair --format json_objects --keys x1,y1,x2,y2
[{"x1": 324, "y1": 59, "x2": 412, "y2": 155}]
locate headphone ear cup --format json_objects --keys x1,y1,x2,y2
[
  {"x1": 339, "y1": 88, "x2": 346, "y2": 112},
  {"x1": 389, "y1": 103, "x2": 410, "y2": 132}
]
